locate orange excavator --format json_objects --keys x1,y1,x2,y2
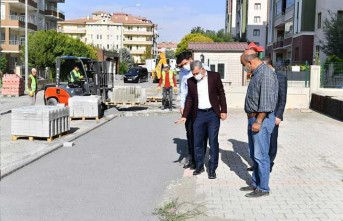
[{"x1": 151, "y1": 51, "x2": 167, "y2": 83}]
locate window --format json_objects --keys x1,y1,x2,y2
[
  {"x1": 217, "y1": 64, "x2": 225, "y2": 79},
  {"x1": 254, "y1": 16, "x2": 261, "y2": 23},
  {"x1": 338, "y1": 10, "x2": 343, "y2": 19},
  {"x1": 255, "y1": 42, "x2": 260, "y2": 46},
  {"x1": 253, "y1": 29, "x2": 260, "y2": 36},
  {"x1": 136, "y1": 45, "x2": 139, "y2": 50},
  {"x1": 317, "y1": 12, "x2": 322, "y2": 29},
  {"x1": 210, "y1": 65, "x2": 216, "y2": 72},
  {"x1": 254, "y1": 3, "x2": 261, "y2": 10},
  {"x1": 107, "y1": 44, "x2": 109, "y2": 49},
  {"x1": 315, "y1": 45, "x2": 320, "y2": 58},
  {"x1": 286, "y1": 0, "x2": 295, "y2": 8}
]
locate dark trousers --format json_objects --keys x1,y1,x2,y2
[
  {"x1": 186, "y1": 115, "x2": 208, "y2": 165},
  {"x1": 269, "y1": 125, "x2": 279, "y2": 168},
  {"x1": 193, "y1": 110, "x2": 220, "y2": 172},
  {"x1": 162, "y1": 87, "x2": 172, "y2": 109}
]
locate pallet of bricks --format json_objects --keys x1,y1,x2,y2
[
  {"x1": 69, "y1": 96, "x2": 102, "y2": 122},
  {"x1": 11, "y1": 106, "x2": 70, "y2": 142},
  {"x1": 1, "y1": 74, "x2": 25, "y2": 97},
  {"x1": 107, "y1": 86, "x2": 146, "y2": 106}
]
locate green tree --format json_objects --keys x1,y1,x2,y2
[
  {"x1": 165, "y1": 49, "x2": 175, "y2": 59},
  {"x1": 322, "y1": 11, "x2": 343, "y2": 59},
  {"x1": 141, "y1": 45, "x2": 152, "y2": 63},
  {"x1": 0, "y1": 56, "x2": 7, "y2": 74},
  {"x1": 191, "y1": 27, "x2": 233, "y2": 42},
  {"x1": 176, "y1": 33, "x2": 213, "y2": 55},
  {"x1": 22, "y1": 30, "x2": 97, "y2": 69}
]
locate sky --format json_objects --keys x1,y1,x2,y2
[{"x1": 59, "y1": 0, "x2": 226, "y2": 42}]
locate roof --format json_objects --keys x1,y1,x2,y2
[
  {"x1": 92, "y1": 11, "x2": 109, "y2": 15},
  {"x1": 188, "y1": 42, "x2": 248, "y2": 52},
  {"x1": 158, "y1": 42, "x2": 178, "y2": 49}
]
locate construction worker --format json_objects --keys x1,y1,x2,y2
[
  {"x1": 27, "y1": 68, "x2": 38, "y2": 105},
  {"x1": 70, "y1": 65, "x2": 83, "y2": 83},
  {"x1": 158, "y1": 64, "x2": 177, "y2": 110}
]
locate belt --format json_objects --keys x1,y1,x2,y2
[
  {"x1": 247, "y1": 113, "x2": 258, "y2": 119},
  {"x1": 198, "y1": 107, "x2": 213, "y2": 112}
]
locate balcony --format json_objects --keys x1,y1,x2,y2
[
  {"x1": 58, "y1": 27, "x2": 86, "y2": 34},
  {"x1": 0, "y1": 40, "x2": 21, "y2": 53},
  {"x1": 274, "y1": 13, "x2": 285, "y2": 28},
  {"x1": 123, "y1": 30, "x2": 153, "y2": 36},
  {"x1": 124, "y1": 40, "x2": 153, "y2": 45},
  {"x1": 15, "y1": 0, "x2": 38, "y2": 9},
  {"x1": 1, "y1": 15, "x2": 37, "y2": 31},
  {"x1": 130, "y1": 50, "x2": 146, "y2": 55},
  {"x1": 273, "y1": 40, "x2": 284, "y2": 49},
  {"x1": 45, "y1": 7, "x2": 65, "y2": 20},
  {"x1": 285, "y1": 7, "x2": 294, "y2": 21}
]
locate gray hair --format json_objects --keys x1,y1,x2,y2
[
  {"x1": 190, "y1": 60, "x2": 203, "y2": 71},
  {"x1": 31, "y1": 68, "x2": 37, "y2": 73},
  {"x1": 243, "y1": 53, "x2": 258, "y2": 62}
]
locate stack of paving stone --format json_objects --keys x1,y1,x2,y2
[
  {"x1": 68, "y1": 96, "x2": 101, "y2": 118},
  {"x1": 1, "y1": 74, "x2": 25, "y2": 96},
  {"x1": 110, "y1": 86, "x2": 146, "y2": 104},
  {"x1": 11, "y1": 106, "x2": 70, "y2": 138}
]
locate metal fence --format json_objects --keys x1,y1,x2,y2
[
  {"x1": 321, "y1": 62, "x2": 343, "y2": 88},
  {"x1": 274, "y1": 61, "x2": 311, "y2": 88}
]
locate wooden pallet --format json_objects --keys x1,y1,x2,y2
[
  {"x1": 105, "y1": 101, "x2": 145, "y2": 106},
  {"x1": 146, "y1": 97, "x2": 162, "y2": 103},
  {"x1": 1, "y1": 94, "x2": 21, "y2": 98},
  {"x1": 70, "y1": 116, "x2": 100, "y2": 122},
  {"x1": 11, "y1": 132, "x2": 68, "y2": 143}
]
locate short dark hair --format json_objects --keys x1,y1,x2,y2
[
  {"x1": 262, "y1": 56, "x2": 273, "y2": 66},
  {"x1": 176, "y1": 50, "x2": 193, "y2": 65}
]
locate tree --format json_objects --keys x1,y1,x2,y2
[
  {"x1": 322, "y1": 11, "x2": 343, "y2": 59},
  {"x1": 141, "y1": 45, "x2": 152, "y2": 63},
  {"x1": 191, "y1": 27, "x2": 233, "y2": 42},
  {"x1": 165, "y1": 49, "x2": 175, "y2": 59},
  {"x1": 119, "y1": 48, "x2": 134, "y2": 74},
  {"x1": 0, "y1": 56, "x2": 7, "y2": 74},
  {"x1": 22, "y1": 30, "x2": 97, "y2": 69},
  {"x1": 176, "y1": 33, "x2": 213, "y2": 55}
]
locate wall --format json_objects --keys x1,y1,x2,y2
[{"x1": 193, "y1": 52, "x2": 243, "y2": 86}]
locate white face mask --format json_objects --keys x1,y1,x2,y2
[
  {"x1": 183, "y1": 64, "x2": 191, "y2": 71},
  {"x1": 194, "y1": 70, "x2": 204, "y2": 81}
]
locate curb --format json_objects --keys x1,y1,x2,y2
[{"x1": 0, "y1": 113, "x2": 121, "y2": 178}]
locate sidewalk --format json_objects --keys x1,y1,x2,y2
[{"x1": 167, "y1": 109, "x2": 343, "y2": 221}]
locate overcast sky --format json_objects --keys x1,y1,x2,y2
[{"x1": 59, "y1": 0, "x2": 226, "y2": 42}]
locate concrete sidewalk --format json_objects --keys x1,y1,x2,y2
[{"x1": 166, "y1": 109, "x2": 343, "y2": 221}]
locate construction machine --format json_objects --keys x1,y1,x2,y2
[
  {"x1": 151, "y1": 51, "x2": 167, "y2": 83},
  {"x1": 44, "y1": 56, "x2": 114, "y2": 106}
]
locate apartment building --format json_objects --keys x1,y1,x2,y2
[
  {"x1": 58, "y1": 12, "x2": 157, "y2": 63},
  {"x1": 0, "y1": 0, "x2": 65, "y2": 71},
  {"x1": 226, "y1": 0, "x2": 269, "y2": 49},
  {"x1": 266, "y1": 0, "x2": 316, "y2": 65},
  {"x1": 314, "y1": 0, "x2": 343, "y2": 64}
]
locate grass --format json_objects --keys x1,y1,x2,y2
[{"x1": 153, "y1": 198, "x2": 204, "y2": 221}]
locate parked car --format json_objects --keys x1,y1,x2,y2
[{"x1": 123, "y1": 67, "x2": 148, "y2": 83}]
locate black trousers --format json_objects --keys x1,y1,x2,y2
[{"x1": 269, "y1": 124, "x2": 279, "y2": 168}]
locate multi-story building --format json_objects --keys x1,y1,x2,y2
[
  {"x1": 226, "y1": 0, "x2": 269, "y2": 49},
  {"x1": 314, "y1": 0, "x2": 343, "y2": 64},
  {"x1": 0, "y1": 0, "x2": 65, "y2": 71},
  {"x1": 58, "y1": 12, "x2": 157, "y2": 63},
  {"x1": 266, "y1": 0, "x2": 316, "y2": 65}
]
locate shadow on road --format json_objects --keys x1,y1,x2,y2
[
  {"x1": 117, "y1": 106, "x2": 149, "y2": 112},
  {"x1": 69, "y1": 127, "x2": 80, "y2": 134},
  {"x1": 172, "y1": 138, "x2": 188, "y2": 164},
  {"x1": 220, "y1": 139, "x2": 252, "y2": 184}
]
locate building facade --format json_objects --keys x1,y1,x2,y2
[
  {"x1": 58, "y1": 12, "x2": 157, "y2": 63},
  {"x1": 0, "y1": 0, "x2": 65, "y2": 71},
  {"x1": 226, "y1": 0, "x2": 269, "y2": 49},
  {"x1": 266, "y1": 0, "x2": 316, "y2": 66}
]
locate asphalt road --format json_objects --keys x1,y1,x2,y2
[{"x1": 0, "y1": 114, "x2": 187, "y2": 221}]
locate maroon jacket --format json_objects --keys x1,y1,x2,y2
[{"x1": 182, "y1": 71, "x2": 227, "y2": 120}]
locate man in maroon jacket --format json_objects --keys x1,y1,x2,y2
[{"x1": 175, "y1": 60, "x2": 227, "y2": 179}]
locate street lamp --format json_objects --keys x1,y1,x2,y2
[
  {"x1": 200, "y1": 54, "x2": 205, "y2": 63},
  {"x1": 119, "y1": 3, "x2": 141, "y2": 62}
]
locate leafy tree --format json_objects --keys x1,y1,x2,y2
[
  {"x1": 119, "y1": 61, "x2": 129, "y2": 74},
  {"x1": 0, "y1": 56, "x2": 7, "y2": 74},
  {"x1": 165, "y1": 49, "x2": 175, "y2": 59},
  {"x1": 322, "y1": 11, "x2": 343, "y2": 59},
  {"x1": 176, "y1": 33, "x2": 213, "y2": 55},
  {"x1": 191, "y1": 27, "x2": 233, "y2": 42},
  {"x1": 141, "y1": 45, "x2": 152, "y2": 63},
  {"x1": 22, "y1": 30, "x2": 97, "y2": 70},
  {"x1": 119, "y1": 48, "x2": 134, "y2": 65}
]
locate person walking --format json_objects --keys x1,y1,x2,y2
[
  {"x1": 27, "y1": 68, "x2": 38, "y2": 105},
  {"x1": 175, "y1": 60, "x2": 227, "y2": 179},
  {"x1": 158, "y1": 64, "x2": 177, "y2": 110},
  {"x1": 239, "y1": 49, "x2": 278, "y2": 198}
]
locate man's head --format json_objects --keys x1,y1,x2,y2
[
  {"x1": 73, "y1": 65, "x2": 79, "y2": 71},
  {"x1": 262, "y1": 56, "x2": 275, "y2": 71},
  {"x1": 240, "y1": 49, "x2": 262, "y2": 73},
  {"x1": 31, "y1": 68, "x2": 37, "y2": 76},
  {"x1": 176, "y1": 51, "x2": 193, "y2": 71},
  {"x1": 163, "y1": 64, "x2": 170, "y2": 71},
  {"x1": 190, "y1": 60, "x2": 206, "y2": 81}
]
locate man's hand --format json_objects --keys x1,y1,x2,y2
[
  {"x1": 175, "y1": 117, "x2": 186, "y2": 124},
  {"x1": 275, "y1": 117, "x2": 281, "y2": 125},
  {"x1": 180, "y1": 108, "x2": 184, "y2": 115},
  {"x1": 252, "y1": 122, "x2": 261, "y2": 132},
  {"x1": 220, "y1": 113, "x2": 227, "y2": 121},
  {"x1": 173, "y1": 87, "x2": 178, "y2": 93}
]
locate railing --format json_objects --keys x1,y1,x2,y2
[
  {"x1": 0, "y1": 40, "x2": 6, "y2": 44},
  {"x1": 321, "y1": 62, "x2": 343, "y2": 88},
  {"x1": 9, "y1": 40, "x2": 20, "y2": 45},
  {"x1": 275, "y1": 61, "x2": 311, "y2": 88},
  {"x1": 8, "y1": 15, "x2": 35, "y2": 24}
]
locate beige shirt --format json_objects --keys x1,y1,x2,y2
[{"x1": 197, "y1": 72, "x2": 212, "y2": 109}]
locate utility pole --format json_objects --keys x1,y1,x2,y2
[{"x1": 25, "y1": 0, "x2": 28, "y2": 92}]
